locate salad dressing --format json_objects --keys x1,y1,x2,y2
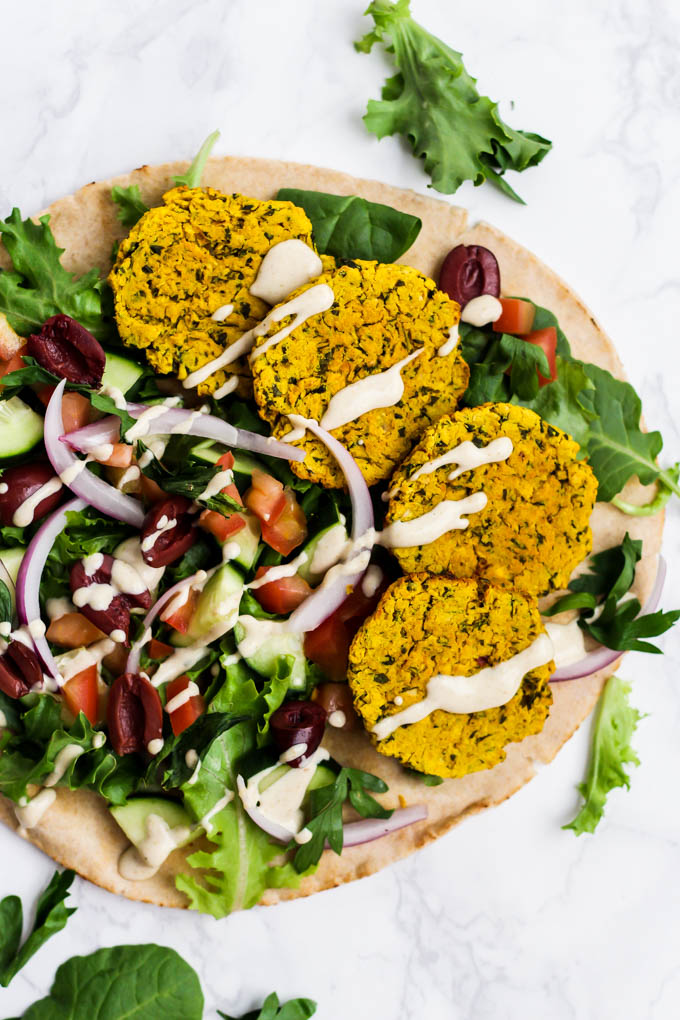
[
  {"x1": 406, "y1": 437, "x2": 512, "y2": 488},
  {"x1": 114, "y1": 537, "x2": 165, "y2": 592},
  {"x1": 13, "y1": 477, "x2": 63, "y2": 527},
  {"x1": 211, "y1": 303, "x2": 234, "y2": 322},
  {"x1": 249, "y1": 239, "x2": 323, "y2": 306},
  {"x1": 197, "y1": 468, "x2": 233, "y2": 502},
  {"x1": 361, "y1": 565, "x2": 383, "y2": 598},
  {"x1": 126, "y1": 404, "x2": 169, "y2": 442},
  {"x1": 141, "y1": 514, "x2": 176, "y2": 553},
  {"x1": 14, "y1": 788, "x2": 56, "y2": 831},
  {"x1": 308, "y1": 523, "x2": 350, "y2": 579},
  {"x1": 237, "y1": 746, "x2": 330, "y2": 838},
  {"x1": 185, "y1": 749, "x2": 202, "y2": 785},
  {"x1": 372, "y1": 633, "x2": 555, "y2": 740},
  {"x1": 199, "y1": 791, "x2": 233, "y2": 834},
  {"x1": 460, "y1": 294, "x2": 503, "y2": 327},
  {"x1": 319, "y1": 348, "x2": 423, "y2": 431},
  {"x1": 213, "y1": 376, "x2": 240, "y2": 400},
  {"x1": 544, "y1": 620, "x2": 587, "y2": 668},
  {"x1": 377, "y1": 493, "x2": 487, "y2": 549},
  {"x1": 44, "y1": 743, "x2": 83, "y2": 787},
  {"x1": 165, "y1": 681, "x2": 200, "y2": 714},
  {"x1": 246, "y1": 551, "x2": 309, "y2": 591},
  {"x1": 438, "y1": 324, "x2": 459, "y2": 357},
  {"x1": 118, "y1": 813, "x2": 192, "y2": 882},
  {"x1": 236, "y1": 616, "x2": 291, "y2": 658}
]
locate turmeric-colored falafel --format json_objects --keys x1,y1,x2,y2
[{"x1": 347, "y1": 574, "x2": 554, "y2": 779}]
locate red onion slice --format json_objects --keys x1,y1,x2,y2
[
  {"x1": 45, "y1": 381, "x2": 145, "y2": 527},
  {"x1": 551, "y1": 556, "x2": 667, "y2": 682},
  {"x1": 288, "y1": 418, "x2": 374, "y2": 634},
  {"x1": 16, "y1": 496, "x2": 86, "y2": 682},
  {"x1": 63, "y1": 403, "x2": 306, "y2": 463},
  {"x1": 126, "y1": 570, "x2": 206, "y2": 674}
]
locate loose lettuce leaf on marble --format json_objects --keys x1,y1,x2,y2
[{"x1": 0, "y1": 869, "x2": 76, "y2": 988}]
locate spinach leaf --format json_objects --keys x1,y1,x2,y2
[
  {"x1": 291, "y1": 767, "x2": 392, "y2": 873},
  {"x1": 355, "y1": 0, "x2": 551, "y2": 202},
  {"x1": 545, "y1": 534, "x2": 680, "y2": 654},
  {"x1": 19, "y1": 944, "x2": 204, "y2": 1019},
  {"x1": 276, "y1": 188, "x2": 421, "y2": 262},
  {"x1": 137, "y1": 440, "x2": 241, "y2": 515},
  {"x1": 564, "y1": 676, "x2": 642, "y2": 835},
  {"x1": 172, "y1": 131, "x2": 220, "y2": 189},
  {"x1": 219, "y1": 993, "x2": 317, "y2": 1020},
  {"x1": 111, "y1": 184, "x2": 149, "y2": 227},
  {"x1": 0, "y1": 869, "x2": 76, "y2": 988},
  {"x1": 0, "y1": 209, "x2": 113, "y2": 340}
]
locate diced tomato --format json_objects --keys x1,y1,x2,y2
[
  {"x1": 252, "y1": 565, "x2": 311, "y2": 614},
  {"x1": 493, "y1": 298, "x2": 535, "y2": 336},
  {"x1": 140, "y1": 475, "x2": 166, "y2": 504},
  {"x1": 161, "y1": 586, "x2": 200, "y2": 634},
  {"x1": 260, "y1": 489, "x2": 307, "y2": 556},
  {"x1": 216, "y1": 452, "x2": 235, "y2": 471},
  {"x1": 62, "y1": 664, "x2": 99, "y2": 725},
  {"x1": 46, "y1": 612, "x2": 106, "y2": 648},
  {"x1": 166, "y1": 674, "x2": 205, "y2": 736},
  {"x1": 148, "y1": 638, "x2": 173, "y2": 660},
  {"x1": 0, "y1": 348, "x2": 26, "y2": 381},
  {"x1": 60, "y1": 392, "x2": 92, "y2": 434},
  {"x1": 304, "y1": 614, "x2": 351, "y2": 683},
  {"x1": 244, "y1": 469, "x2": 286, "y2": 525},
  {"x1": 102, "y1": 643, "x2": 128, "y2": 677},
  {"x1": 199, "y1": 508, "x2": 246, "y2": 543},
  {"x1": 34, "y1": 384, "x2": 55, "y2": 406},
  {"x1": 98, "y1": 443, "x2": 133, "y2": 468},
  {"x1": 521, "y1": 326, "x2": 558, "y2": 386}
]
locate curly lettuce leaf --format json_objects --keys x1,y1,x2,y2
[
  {"x1": 0, "y1": 869, "x2": 76, "y2": 988},
  {"x1": 564, "y1": 676, "x2": 642, "y2": 835},
  {"x1": 0, "y1": 209, "x2": 113, "y2": 339},
  {"x1": 355, "y1": 0, "x2": 551, "y2": 201}
]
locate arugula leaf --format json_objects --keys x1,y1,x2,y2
[
  {"x1": 18, "y1": 944, "x2": 204, "y2": 1020},
  {"x1": 564, "y1": 676, "x2": 642, "y2": 835},
  {"x1": 276, "y1": 188, "x2": 421, "y2": 262},
  {"x1": 545, "y1": 534, "x2": 680, "y2": 653},
  {"x1": 612, "y1": 462, "x2": 680, "y2": 517},
  {"x1": 0, "y1": 869, "x2": 76, "y2": 988},
  {"x1": 355, "y1": 0, "x2": 551, "y2": 201},
  {"x1": 137, "y1": 441, "x2": 242, "y2": 515},
  {"x1": 172, "y1": 130, "x2": 220, "y2": 189},
  {"x1": 111, "y1": 184, "x2": 149, "y2": 227},
  {"x1": 292, "y1": 767, "x2": 392, "y2": 873},
  {"x1": 0, "y1": 209, "x2": 112, "y2": 340},
  {"x1": 219, "y1": 992, "x2": 317, "y2": 1020}
]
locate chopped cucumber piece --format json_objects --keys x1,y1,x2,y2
[
  {"x1": 101, "y1": 351, "x2": 145, "y2": 395},
  {"x1": 172, "y1": 562, "x2": 244, "y2": 647},
  {"x1": 298, "y1": 521, "x2": 348, "y2": 584},
  {"x1": 226, "y1": 513, "x2": 261, "y2": 571},
  {"x1": 0, "y1": 546, "x2": 25, "y2": 585},
  {"x1": 110, "y1": 797, "x2": 195, "y2": 849},
  {"x1": 0, "y1": 396, "x2": 43, "y2": 457},
  {"x1": 191, "y1": 440, "x2": 263, "y2": 477},
  {"x1": 234, "y1": 621, "x2": 307, "y2": 690}
]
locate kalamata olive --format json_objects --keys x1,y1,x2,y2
[
  {"x1": 27, "y1": 315, "x2": 106, "y2": 386},
  {"x1": 312, "y1": 682, "x2": 357, "y2": 732},
  {"x1": 0, "y1": 640, "x2": 43, "y2": 699},
  {"x1": 0, "y1": 462, "x2": 63, "y2": 528},
  {"x1": 270, "y1": 700, "x2": 327, "y2": 767},
  {"x1": 107, "y1": 672, "x2": 163, "y2": 756},
  {"x1": 439, "y1": 244, "x2": 500, "y2": 308},
  {"x1": 69, "y1": 553, "x2": 151, "y2": 644},
  {"x1": 140, "y1": 496, "x2": 197, "y2": 567}
]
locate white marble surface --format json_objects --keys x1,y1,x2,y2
[{"x1": 1, "y1": 1, "x2": 679, "y2": 1017}]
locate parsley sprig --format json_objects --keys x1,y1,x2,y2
[{"x1": 137, "y1": 439, "x2": 242, "y2": 516}]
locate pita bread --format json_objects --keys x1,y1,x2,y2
[{"x1": 0, "y1": 156, "x2": 664, "y2": 910}]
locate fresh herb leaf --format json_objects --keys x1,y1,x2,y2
[
  {"x1": 0, "y1": 356, "x2": 79, "y2": 401},
  {"x1": 149, "y1": 713, "x2": 244, "y2": 790},
  {"x1": 137, "y1": 441, "x2": 241, "y2": 514},
  {"x1": 111, "y1": 184, "x2": 149, "y2": 227},
  {"x1": 172, "y1": 131, "x2": 220, "y2": 189},
  {"x1": 501, "y1": 334, "x2": 550, "y2": 401},
  {"x1": 0, "y1": 209, "x2": 113, "y2": 340},
  {"x1": 292, "y1": 767, "x2": 392, "y2": 873},
  {"x1": 355, "y1": 0, "x2": 551, "y2": 201},
  {"x1": 17, "y1": 944, "x2": 204, "y2": 1019},
  {"x1": 460, "y1": 326, "x2": 550, "y2": 404},
  {"x1": 545, "y1": 534, "x2": 680, "y2": 653},
  {"x1": 0, "y1": 577, "x2": 12, "y2": 625},
  {"x1": 0, "y1": 869, "x2": 76, "y2": 988},
  {"x1": 612, "y1": 462, "x2": 680, "y2": 517},
  {"x1": 219, "y1": 992, "x2": 317, "y2": 1020},
  {"x1": 89, "y1": 390, "x2": 136, "y2": 439},
  {"x1": 564, "y1": 676, "x2": 642, "y2": 835},
  {"x1": 276, "y1": 188, "x2": 421, "y2": 262}
]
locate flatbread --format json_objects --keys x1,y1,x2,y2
[{"x1": 0, "y1": 157, "x2": 664, "y2": 910}]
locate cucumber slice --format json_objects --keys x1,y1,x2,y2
[
  {"x1": 0, "y1": 546, "x2": 25, "y2": 585},
  {"x1": 298, "y1": 522, "x2": 348, "y2": 585},
  {"x1": 110, "y1": 797, "x2": 196, "y2": 850},
  {"x1": 172, "y1": 562, "x2": 244, "y2": 647},
  {"x1": 228, "y1": 513, "x2": 261, "y2": 571},
  {"x1": 101, "y1": 351, "x2": 145, "y2": 396},
  {"x1": 0, "y1": 397, "x2": 43, "y2": 457},
  {"x1": 234, "y1": 621, "x2": 307, "y2": 690}
]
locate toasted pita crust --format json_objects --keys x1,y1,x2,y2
[{"x1": 0, "y1": 157, "x2": 664, "y2": 910}]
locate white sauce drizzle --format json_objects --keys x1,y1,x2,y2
[
  {"x1": 44, "y1": 743, "x2": 83, "y2": 787},
  {"x1": 126, "y1": 404, "x2": 169, "y2": 442},
  {"x1": 212, "y1": 376, "x2": 240, "y2": 400},
  {"x1": 197, "y1": 469, "x2": 233, "y2": 502},
  {"x1": 235, "y1": 616, "x2": 291, "y2": 659},
  {"x1": 372, "y1": 633, "x2": 555, "y2": 740},
  {"x1": 308, "y1": 523, "x2": 349, "y2": 580},
  {"x1": 200, "y1": 792, "x2": 234, "y2": 834},
  {"x1": 185, "y1": 749, "x2": 202, "y2": 786},
  {"x1": 100, "y1": 384, "x2": 128, "y2": 410},
  {"x1": 328, "y1": 710, "x2": 346, "y2": 728},
  {"x1": 461, "y1": 294, "x2": 503, "y2": 327},
  {"x1": 237, "y1": 746, "x2": 329, "y2": 838},
  {"x1": 320, "y1": 348, "x2": 423, "y2": 432},
  {"x1": 361, "y1": 565, "x2": 383, "y2": 598},
  {"x1": 279, "y1": 742, "x2": 307, "y2": 764},
  {"x1": 249, "y1": 239, "x2": 323, "y2": 306},
  {"x1": 13, "y1": 477, "x2": 62, "y2": 527},
  {"x1": 165, "y1": 681, "x2": 200, "y2": 714},
  {"x1": 544, "y1": 620, "x2": 588, "y2": 669},
  {"x1": 211, "y1": 303, "x2": 234, "y2": 322},
  {"x1": 118, "y1": 813, "x2": 191, "y2": 881},
  {"x1": 114, "y1": 537, "x2": 165, "y2": 593},
  {"x1": 72, "y1": 552, "x2": 151, "y2": 612},
  {"x1": 141, "y1": 514, "x2": 176, "y2": 553},
  {"x1": 14, "y1": 789, "x2": 56, "y2": 830},
  {"x1": 377, "y1": 493, "x2": 487, "y2": 549},
  {"x1": 0, "y1": 709, "x2": 6, "y2": 728},
  {"x1": 147, "y1": 738, "x2": 164, "y2": 756},
  {"x1": 246, "y1": 551, "x2": 308, "y2": 591},
  {"x1": 438, "y1": 323, "x2": 459, "y2": 358},
  {"x1": 0, "y1": 483, "x2": 7, "y2": 494},
  {"x1": 46, "y1": 597, "x2": 74, "y2": 621}
]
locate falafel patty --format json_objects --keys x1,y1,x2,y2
[
  {"x1": 109, "y1": 187, "x2": 315, "y2": 395},
  {"x1": 384, "y1": 403, "x2": 597, "y2": 596},
  {"x1": 250, "y1": 260, "x2": 469, "y2": 488},
  {"x1": 347, "y1": 574, "x2": 554, "y2": 779}
]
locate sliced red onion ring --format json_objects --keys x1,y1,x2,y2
[
  {"x1": 16, "y1": 496, "x2": 86, "y2": 682},
  {"x1": 45, "y1": 381, "x2": 145, "y2": 527},
  {"x1": 237, "y1": 772, "x2": 427, "y2": 846},
  {"x1": 62, "y1": 402, "x2": 305, "y2": 463},
  {"x1": 288, "y1": 418, "x2": 374, "y2": 634},
  {"x1": 126, "y1": 570, "x2": 206, "y2": 674},
  {"x1": 551, "y1": 556, "x2": 667, "y2": 682}
]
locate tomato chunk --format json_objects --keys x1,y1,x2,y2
[
  {"x1": 61, "y1": 392, "x2": 92, "y2": 434},
  {"x1": 161, "y1": 586, "x2": 200, "y2": 634},
  {"x1": 252, "y1": 565, "x2": 311, "y2": 614},
  {"x1": 493, "y1": 298, "x2": 535, "y2": 336},
  {"x1": 148, "y1": 638, "x2": 173, "y2": 660},
  {"x1": 216, "y1": 452, "x2": 235, "y2": 471},
  {"x1": 166, "y1": 674, "x2": 205, "y2": 736},
  {"x1": 46, "y1": 612, "x2": 106, "y2": 648},
  {"x1": 304, "y1": 614, "x2": 351, "y2": 683},
  {"x1": 199, "y1": 508, "x2": 246, "y2": 543},
  {"x1": 62, "y1": 664, "x2": 99, "y2": 725},
  {"x1": 260, "y1": 489, "x2": 307, "y2": 556},
  {"x1": 245, "y1": 470, "x2": 286, "y2": 525},
  {"x1": 98, "y1": 443, "x2": 133, "y2": 468},
  {"x1": 0, "y1": 348, "x2": 26, "y2": 381},
  {"x1": 521, "y1": 326, "x2": 558, "y2": 386}
]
